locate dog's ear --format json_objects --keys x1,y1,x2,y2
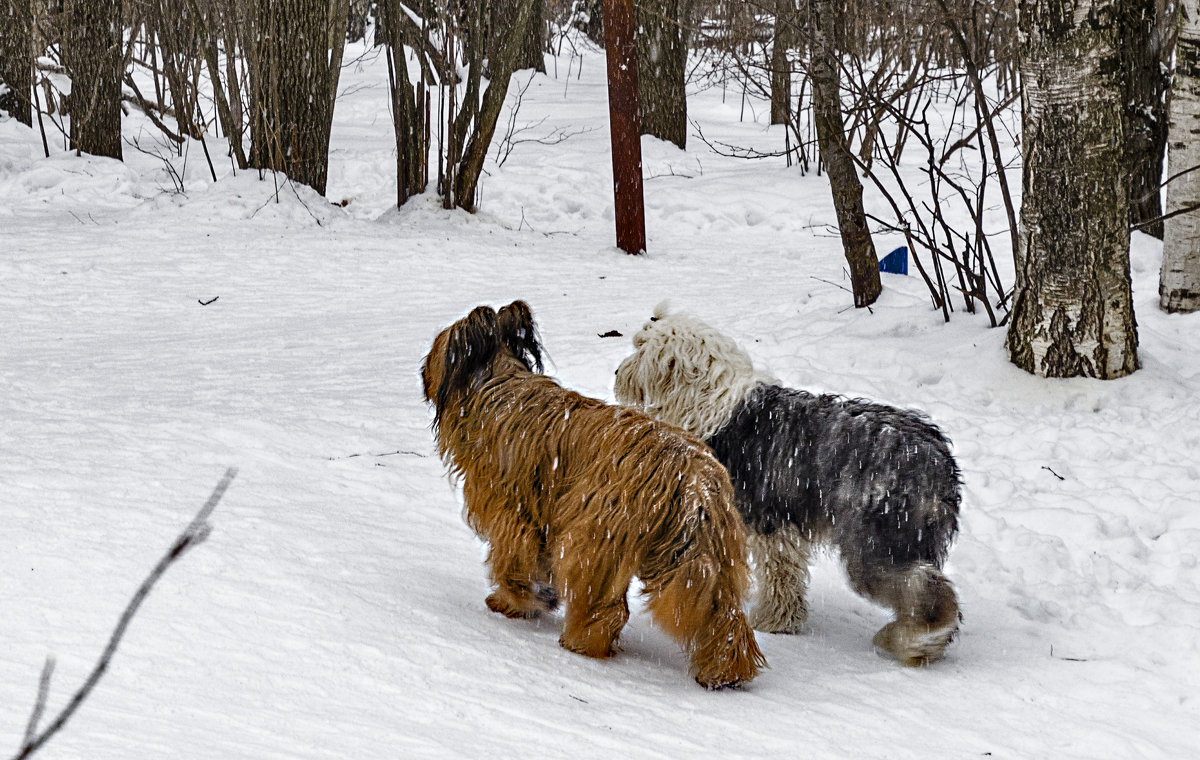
[
  {"x1": 437, "y1": 305, "x2": 502, "y2": 412},
  {"x1": 497, "y1": 300, "x2": 544, "y2": 373}
]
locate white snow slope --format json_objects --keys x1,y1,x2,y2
[{"x1": 2, "y1": 39, "x2": 1198, "y2": 760}]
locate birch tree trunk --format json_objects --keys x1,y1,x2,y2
[
  {"x1": 636, "y1": 0, "x2": 687, "y2": 149},
  {"x1": 810, "y1": 0, "x2": 881, "y2": 308},
  {"x1": 0, "y1": 0, "x2": 33, "y2": 126},
  {"x1": 1007, "y1": 0, "x2": 1139, "y2": 378},
  {"x1": 63, "y1": 0, "x2": 123, "y2": 160},
  {"x1": 1160, "y1": 0, "x2": 1200, "y2": 312}
]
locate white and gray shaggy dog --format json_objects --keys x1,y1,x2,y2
[{"x1": 614, "y1": 305, "x2": 961, "y2": 666}]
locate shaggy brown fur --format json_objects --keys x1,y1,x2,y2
[{"x1": 421, "y1": 301, "x2": 765, "y2": 688}]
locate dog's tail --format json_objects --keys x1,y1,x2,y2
[{"x1": 641, "y1": 457, "x2": 766, "y2": 689}]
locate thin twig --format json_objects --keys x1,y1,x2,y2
[
  {"x1": 13, "y1": 468, "x2": 238, "y2": 760},
  {"x1": 1041, "y1": 466, "x2": 1065, "y2": 481},
  {"x1": 21, "y1": 659, "x2": 54, "y2": 749}
]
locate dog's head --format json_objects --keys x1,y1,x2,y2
[
  {"x1": 421, "y1": 300, "x2": 544, "y2": 422},
  {"x1": 614, "y1": 304, "x2": 766, "y2": 439}
]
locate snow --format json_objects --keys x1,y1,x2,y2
[{"x1": 3, "y1": 37, "x2": 1199, "y2": 760}]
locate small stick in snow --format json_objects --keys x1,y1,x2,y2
[
  {"x1": 11, "y1": 467, "x2": 238, "y2": 760},
  {"x1": 1041, "y1": 466, "x2": 1066, "y2": 481},
  {"x1": 328, "y1": 450, "x2": 428, "y2": 460},
  {"x1": 198, "y1": 296, "x2": 219, "y2": 306}
]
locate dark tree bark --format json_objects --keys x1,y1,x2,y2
[
  {"x1": 810, "y1": 0, "x2": 881, "y2": 308},
  {"x1": 63, "y1": 0, "x2": 123, "y2": 159},
  {"x1": 0, "y1": 0, "x2": 33, "y2": 125},
  {"x1": 1123, "y1": 0, "x2": 1172, "y2": 239},
  {"x1": 603, "y1": 0, "x2": 647, "y2": 254},
  {"x1": 380, "y1": 0, "x2": 429, "y2": 206},
  {"x1": 189, "y1": 0, "x2": 248, "y2": 168},
  {"x1": 516, "y1": 0, "x2": 547, "y2": 73},
  {"x1": 454, "y1": 0, "x2": 536, "y2": 210},
  {"x1": 770, "y1": 0, "x2": 794, "y2": 125},
  {"x1": 247, "y1": 0, "x2": 344, "y2": 196},
  {"x1": 635, "y1": 0, "x2": 687, "y2": 148},
  {"x1": 578, "y1": 0, "x2": 606, "y2": 47},
  {"x1": 151, "y1": 0, "x2": 204, "y2": 140},
  {"x1": 1007, "y1": 0, "x2": 1139, "y2": 378}
]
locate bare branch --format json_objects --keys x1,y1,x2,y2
[{"x1": 12, "y1": 468, "x2": 239, "y2": 760}]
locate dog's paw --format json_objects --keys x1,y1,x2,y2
[
  {"x1": 872, "y1": 621, "x2": 957, "y2": 666},
  {"x1": 696, "y1": 674, "x2": 750, "y2": 691},
  {"x1": 535, "y1": 585, "x2": 559, "y2": 612},
  {"x1": 559, "y1": 634, "x2": 619, "y2": 659},
  {"x1": 749, "y1": 602, "x2": 808, "y2": 635},
  {"x1": 486, "y1": 592, "x2": 542, "y2": 619}
]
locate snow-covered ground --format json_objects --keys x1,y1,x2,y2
[{"x1": 2, "y1": 37, "x2": 1198, "y2": 759}]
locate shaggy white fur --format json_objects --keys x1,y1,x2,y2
[
  {"x1": 615, "y1": 303, "x2": 774, "y2": 440},
  {"x1": 745, "y1": 526, "x2": 811, "y2": 635}
]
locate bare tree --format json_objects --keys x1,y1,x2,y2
[
  {"x1": 1007, "y1": 0, "x2": 1139, "y2": 378},
  {"x1": 636, "y1": 0, "x2": 688, "y2": 148},
  {"x1": 769, "y1": 0, "x2": 795, "y2": 125},
  {"x1": 517, "y1": 0, "x2": 548, "y2": 73},
  {"x1": 379, "y1": 0, "x2": 431, "y2": 206},
  {"x1": 246, "y1": 0, "x2": 348, "y2": 195},
  {"x1": 453, "y1": 0, "x2": 538, "y2": 210},
  {"x1": 809, "y1": 0, "x2": 880, "y2": 308},
  {"x1": 1160, "y1": 0, "x2": 1200, "y2": 313},
  {"x1": 1123, "y1": 0, "x2": 1175, "y2": 239},
  {"x1": 63, "y1": 0, "x2": 124, "y2": 159},
  {"x1": 0, "y1": 0, "x2": 33, "y2": 125},
  {"x1": 604, "y1": 0, "x2": 647, "y2": 253},
  {"x1": 575, "y1": 0, "x2": 606, "y2": 46}
]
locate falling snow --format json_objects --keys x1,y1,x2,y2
[{"x1": 2, "y1": 29, "x2": 1199, "y2": 760}]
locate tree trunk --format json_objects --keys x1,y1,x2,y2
[
  {"x1": 1123, "y1": 0, "x2": 1171, "y2": 239},
  {"x1": 770, "y1": 0, "x2": 793, "y2": 125},
  {"x1": 636, "y1": 0, "x2": 687, "y2": 149},
  {"x1": 603, "y1": 0, "x2": 647, "y2": 254},
  {"x1": 63, "y1": 0, "x2": 123, "y2": 159},
  {"x1": 0, "y1": 0, "x2": 33, "y2": 126},
  {"x1": 517, "y1": 0, "x2": 547, "y2": 73},
  {"x1": 810, "y1": 0, "x2": 881, "y2": 308},
  {"x1": 454, "y1": 0, "x2": 536, "y2": 211},
  {"x1": 579, "y1": 0, "x2": 606, "y2": 47},
  {"x1": 1160, "y1": 0, "x2": 1200, "y2": 312},
  {"x1": 1007, "y1": 0, "x2": 1139, "y2": 378},
  {"x1": 189, "y1": 0, "x2": 248, "y2": 169},
  {"x1": 380, "y1": 0, "x2": 428, "y2": 206},
  {"x1": 247, "y1": 0, "x2": 339, "y2": 196}
]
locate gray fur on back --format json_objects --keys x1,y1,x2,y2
[{"x1": 707, "y1": 383, "x2": 961, "y2": 570}]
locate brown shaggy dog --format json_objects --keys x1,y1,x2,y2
[{"x1": 421, "y1": 301, "x2": 765, "y2": 688}]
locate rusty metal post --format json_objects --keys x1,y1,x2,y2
[{"x1": 601, "y1": 0, "x2": 647, "y2": 254}]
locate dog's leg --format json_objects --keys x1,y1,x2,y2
[
  {"x1": 747, "y1": 524, "x2": 811, "y2": 634},
  {"x1": 559, "y1": 593, "x2": 631, "y2": 659},
  {"x1": 483, "y1": 528, "x2": 557, "y2": 620},
  {"x1": 643, "y1": 560, "x2": 765, "y2": 690},
  {"x1": 555, "y1": 543, "x2": 632, "y2": 659},
  {"x1": 847, "y1": 560, "x2": 960, "y2": 666}
]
